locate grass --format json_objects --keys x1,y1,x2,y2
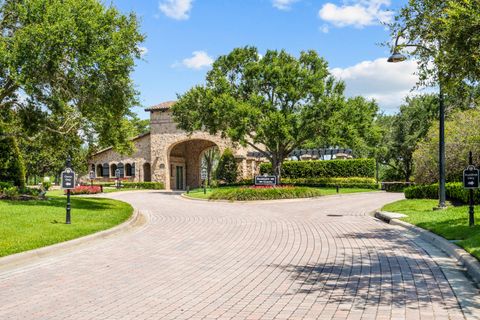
[
  {"x1": 186, "y1": 186, "x2": 376, "y2": 201},
  {"x1": 0, "y1": 191, "x2": 133, "y2": 257},
  {"x1": 382, "y1": 199, "x2": 480, "y2": 260}
]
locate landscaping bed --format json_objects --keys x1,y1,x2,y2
[
  {"x1": 382, "y1": 199, "x2": 480, "y2": 260},
  {"x1": 186, "y1": 185, "x2": 376, "y2": 201},
  {"x1": 0, "y1": 192, "x2": 133, "y2": 257}
]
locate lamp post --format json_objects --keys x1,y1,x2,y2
[{"x1": 388, "y1": 45, "x2": 447, "y2": 209}]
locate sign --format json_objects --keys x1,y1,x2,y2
[
  {"x1": 115, "y1": 169, "x2": 121, "y2": 179},
  {"x1": 61, "y1": 168, "x2": 76, "y2": 189},
  {"x1": 89, "y1": 171, "x2": 95, "y2": 179},
  {"x1": 463, "y1": 165, "x2": 479, "y2": 189},
  {"x1": 255, "y1": 175, "x2": 277, "y2": 186},
  {"x1": 201, "y1": 169, "x2": 208, "y2": 180}
]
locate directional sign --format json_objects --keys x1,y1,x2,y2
[
  {"x1": 61, "y1": 168, "x2": 76, "y2": 189},
  {"x1": 463, "y1": 165, "x2": 479, "y2": 189},
  {"x1": 201, "y1": 169, "x2": 208, "y2": 180},
  {"x1": 255, "y1": 175, "x2": 277, "y2": 186}
]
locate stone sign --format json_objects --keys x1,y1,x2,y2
[
  {"x1": 61, "y1": 168, "x2": 76, "y2": 189},
  {"x1": 463, "y1": 165, "x2": 479, "y2": 189},
  {"x1": 255, "y1": 175, "x2": 277, "y2": 186}
]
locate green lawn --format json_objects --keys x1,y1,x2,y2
[
  {"x1": 0, "y1": 192, "x2": 133, "y2": 257},
  {"x1": 186, "y1": 186, "x2": 376, "y2": 201},
  {"x1": 382, "y1": 199, "x2": 480, "y2": 260}
]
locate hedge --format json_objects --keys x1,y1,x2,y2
[
  {"x1": 381, "y1": 182, "x2": 414, "y2": 192},
  {"x1": 259, "y1": 159, "x2": 375, "y2": 179},
  {"x1": 281, "y1": 177, "x2": 379, "y2": 189},
  {"x1": 404, "y1": 182, "x2": 480, "y2": 204},
  {"x1": 121, "y1": 182, "x2": 164, "y2": 189},
  {"x1": 209, "y1": 186, "x2": 324, "y2": 201}
]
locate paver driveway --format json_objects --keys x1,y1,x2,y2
[{"x1": 0, "y1": 191, "x2": 479, "y2": 320}]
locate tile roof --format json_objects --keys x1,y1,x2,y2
[{"x1": 145, "y1": 101, "x2": 176, "y2": 112}]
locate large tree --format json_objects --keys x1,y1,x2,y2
[
  {"x1": 0, "y1": 0, "x2": 144, "y2": 153},
  {"x1": 172, "y1": 47, "x2": 346, "y2": 183},
  {"x1": 378, "y1": 94, "x2": 438, "y2": 182},
  {"x1": 389, "y1": 0, "x2": 480, "y2": 95}
]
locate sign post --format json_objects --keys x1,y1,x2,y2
[
  {"x1": 89, "y1": 170, "x2": 95, "y2": 186},
  {"x1": 61, "y1": 156, "x2": 76, "y2": 224},
  {"x1": 201, "y1": 169, "x2": 207, "y2": 194},
  {"x1": 463, "y1": 151, "x2": 479, "y2": 227},
  {"x1": 115, "y1": 169, "x2": 121, "y2": 189}
]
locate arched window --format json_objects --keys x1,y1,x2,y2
[
  {"x1": 126, "y1": 163, "x2": 132, "y2": 176},
  {"x1": 110, "y1": 164, "x2": 117, "y2": 177},
  {"x1": 96, "y1": 164, "x2": 103, "y2": 177}
]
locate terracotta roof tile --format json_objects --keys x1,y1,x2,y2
[{"x1": 145, "y1": 101, "x2": 176, "y2": 112}]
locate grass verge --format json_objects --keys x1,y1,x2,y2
[
  {"x1": 0, "y1": 192, "x2": 132, "y2": 257},
  {"x1": 186, "y1": 186, "x2": 376, "y2": 201},
  {"x1": 382, "y1": 199, "x2": 480, "y2": 260}
]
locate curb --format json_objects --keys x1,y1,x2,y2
[
  {"x1": 375, "y1": 210, "x2": 480, "y2": 285},
  {"x1": 0, "y1": 209, "x2": 145, "y2": 271}
]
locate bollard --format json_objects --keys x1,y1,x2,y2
[{"x1": 336, "y1": 185, "x2": 339, "y2": 194}]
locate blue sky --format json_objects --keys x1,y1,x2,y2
[{"x1": 110, "y1": 0, "x2": 421, "y2": 119}]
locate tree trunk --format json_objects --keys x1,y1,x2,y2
[{"x1": 271, "y1": 156, "x2": 283, "y2": 185}]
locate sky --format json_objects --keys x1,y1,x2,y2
[{"x1": 110, "y1": 0, "x2": 425, "y2": 119}]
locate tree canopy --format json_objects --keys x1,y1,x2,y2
[
  {"x1": 172, "y1": 46, "x2": 355, "y2": 181},
  {"x1": 378, "y1": 94, "x2": 438, "y2": 182},
  {"x1": 0, "y1": 0, "x2": 144, "y2": 153},
  {"x1": 414, "y1": 107, "x2": 480, "y2": 184},
  {"x1": 390, "y1": 0, "x2": 480, "y2": 96}
]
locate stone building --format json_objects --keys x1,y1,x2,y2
[{"x1": 89, "y1": 101, "x2": 265, "y2": 190}]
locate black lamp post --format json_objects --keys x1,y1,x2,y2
[{"x1": 387, "y1": 46, "x2": 447, "y2": 209}]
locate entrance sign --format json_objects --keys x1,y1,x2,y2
[
  {"x1": 89, "y1": 171, "x2": 95, "y2": 180},
  {"x1": 115, "y1": 169, "x2": 121, "y2": 179},
  {"x1": 255, "y1": 175, "x2": 277, "y2": 186},
  {"x1": 463, "y1": 165, "x2": 479, "y2": 189},
  {"x1": 61, "y1": 168, "x2": 76, "y2": 190},
  {"x1": 201, "y1": 169, "x2": 208, "y2": 180}
]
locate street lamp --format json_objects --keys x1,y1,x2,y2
[{"x1": 388, "y1": 41, "x2": 447, "y2": 209}]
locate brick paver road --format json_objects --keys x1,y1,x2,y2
[{"x1": 1, "y1": 191, "x2": 479, "y2": 320}]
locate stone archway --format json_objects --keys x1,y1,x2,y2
[{"x1": 167, "y1": 139, "x2": 219, "y2": 190}]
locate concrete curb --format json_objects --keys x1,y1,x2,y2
[
  {"x1": 0, "y1": 209, "x2": 145, "y2": 271},
  {"x1": 375, "y1": 210, "x2": 480, "y2": 285},
  {"x1": 180, "y1": 191, "x2": 385, "y2": 204}
]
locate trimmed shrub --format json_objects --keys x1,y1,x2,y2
[
  {"x1": 121, "y1": 182, "x2": 164, "y2": 189},
  {"x1": 281, "y1": 177, "x2": 378, "y2": 189},
  {"x1": 260, "y1": 159, "x2": 375, "y2": 179},
  {"x1": 0, "y1": 136, "x2": 26, "y2": 188},
  {"x1": 381, "y1": 182, "x2": 414, "y2": 192},
  {"x1": 404, "y1": 182, "x2": 480, "y2": 204},
  {"x1": 209, "y1": 186, "x2": 324, "y2": 201},
  {"x1": 216, "y1": 148, "x2": 238, "y2": 183},
  {"x1": 0, "y1": 182, "x2": 13, "y2": 191}
]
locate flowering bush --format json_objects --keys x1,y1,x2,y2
[
  {"x1": 243, "y1": 185, "x2": 293, "y2": 189},
  {"x1": 67, "y1": 186, "x2": 102, "y2": 195}
]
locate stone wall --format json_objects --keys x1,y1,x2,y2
[{"x1": 89, "y1": 133, "x2": 151, "y2": 182}]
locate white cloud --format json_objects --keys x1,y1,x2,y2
[
  {"x1": 138, "y1": 46, "x2": 148, "y2": 57},
  {"x1": 272, "y1": 0, "x2": 299, "y2": 10},
  {"x1": 319, "y1": 24, "x2": 330, "y2": 33},
  {"x1": 174, "y1": 51, "x2": 214, "y2": 70},
  {"x1": 330, "y1": 57, "x2": 422, "y2": 111},
  {"x1": 159, "y1": 0, "x2": 193, "y2": 20},
  {"x1": 318, "y1": 0, "x2": 393, "y2": 28}
]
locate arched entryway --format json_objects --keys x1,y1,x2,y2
[{"x1": 167, "y1": 139, "x2": 219, "y2": 190}]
